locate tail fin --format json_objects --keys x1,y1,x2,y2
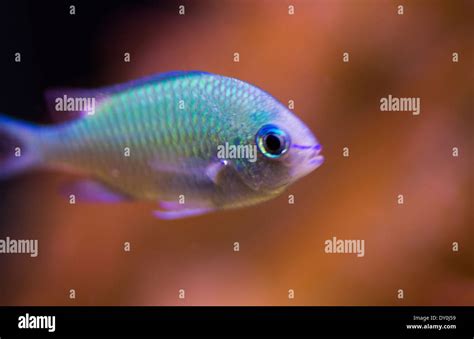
[{"x1": 0, "y1": 115, "x2": 42, "y2": 179}]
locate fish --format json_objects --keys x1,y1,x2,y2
[{"x1": 0, "y1": 71, "x2": 324, "y2": 219}]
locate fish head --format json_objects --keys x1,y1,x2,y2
[{"x1": 228, "y1": 95, "x2": 324, "y2": 193}]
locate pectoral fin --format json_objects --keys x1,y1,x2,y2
[{"x1": 205, "y1": 159, "x2": 230, "y2": 185}]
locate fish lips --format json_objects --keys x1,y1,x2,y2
[{"x1": 286, "y1": 145, "x2": 324, "y2": 180}]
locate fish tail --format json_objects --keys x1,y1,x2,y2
[{"x1": 0, "y1": 114, "x2": 42, "y2": 179}]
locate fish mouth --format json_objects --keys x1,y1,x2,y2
[
  {"x1": 309, "y1": 144, "x2": 324, "y2": 165},
  {"x1": 287, "y1": 143, "x2": 324, "y2": 180},
  {"x1": 292, "y1": 143, "x2": 324, "y2": 166},
  {"x1": 309, "y1": 154, "x2": 324, "y2": 167}
]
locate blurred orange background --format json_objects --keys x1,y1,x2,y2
[{"x1": 0, "y1": 0, "x2": 472, "y2": 305}]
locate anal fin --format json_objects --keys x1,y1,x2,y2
[{"x1": 154, "y1": 200, "x2": 213, "y2": 220}]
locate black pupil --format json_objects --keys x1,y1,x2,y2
[{"x1": 265, "y1": 134, "x2": 282, "y2": 154}]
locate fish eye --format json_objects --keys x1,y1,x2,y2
[{"x1": 256, "y1": 124, "x2": 290, "y2": 158}]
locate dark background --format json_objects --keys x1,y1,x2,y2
[{"x1": 0, "y1": 1, "x2": 183, "y2": 123}]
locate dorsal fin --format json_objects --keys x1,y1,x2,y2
[
  {"x1": 44, "y1": 70, "x2": 211, "y2": 123},
  {"x1": 100, "y1": 70, "x2": 211, "y2": 94}
]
